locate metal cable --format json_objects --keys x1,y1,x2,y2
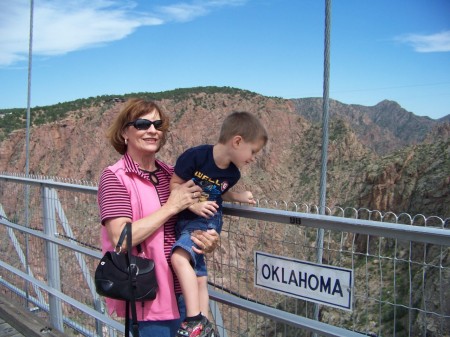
[{"x1": 314, "y1": 0, "x2": 332, "y2": 326}]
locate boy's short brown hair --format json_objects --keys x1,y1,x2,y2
[{"x1": 218, "y1": 111, "x2": 268, "y2": 145}]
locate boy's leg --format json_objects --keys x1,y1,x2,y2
[
  {"x1": 171, "y1": 248, "x2": 201, "y2": 317},
  {"x1": 197, "y1": 276, "x2": 209, "y2": 319}
]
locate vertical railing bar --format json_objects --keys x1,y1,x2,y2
[
  {"x1": 393, "y1": 238, "x2": 398, "y2": 337},
  {"x1": 378, "y1": 236, "x2": 383, "y2": 336},
  {"x1": 408, "y1": 240, "x2": 413, "y2": 337},
  {"x1": 0, "y1": 204, "x2": 46, "y2": 303},
  {"x1": 422, "y1": 242, "x2": 427, "y2": 337},
  {"x1": 53, "y1": 192, "x2": 100, "y2": 297},
  {"x1": 42, "y1": 186, "x2": 64, "y2": 332},
  {"x1": 439, "y1": 244, "x2": 445, "y2": 336},
  {"x1": 53, "y1": 190, "x2": 106, "y2": 336}
]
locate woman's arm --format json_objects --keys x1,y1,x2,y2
[
  {"x1": 105, "y1": 179, "x2": 202, "y2": 248},
  {"x1": 170, "y1": 173, "x2": 186, "y2": 191}
]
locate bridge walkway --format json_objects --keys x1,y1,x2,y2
[{"x1": 0, "y1": 293, "x2": 66, "y2": 337}]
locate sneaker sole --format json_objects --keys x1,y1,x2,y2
[{"x1": 203, "y1": 328, "x2": 215, "y2": 337}]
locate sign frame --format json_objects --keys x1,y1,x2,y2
[{"x1": 254, "y1": 251, "x2": 353, "y2": 311}]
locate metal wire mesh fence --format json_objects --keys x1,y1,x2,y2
[
  {"x1": 0, "y1": 173, "x2": 449, "y2": 337},
  {"x1": 208, "y1": 211, "x2": 449, "y2": 337}
]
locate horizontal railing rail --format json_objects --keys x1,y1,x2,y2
[{"x1": 224, "y1": 204, "x2": 450, "y2": 246}]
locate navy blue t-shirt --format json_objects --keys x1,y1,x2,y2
[{"x1": 174, "y1": 144, "x2": 240, "y2": 220}]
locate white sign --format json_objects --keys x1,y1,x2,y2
[{"x1": 254, "y1": 251, "x2": 353, "y2": 310}]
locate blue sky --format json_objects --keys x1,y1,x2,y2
[{"x1": 0, "y1": 0, "x2": 449, "y2": 119}]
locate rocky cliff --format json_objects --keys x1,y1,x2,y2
[{"x1": 1, "y1": 87, "x2": 449, "y2": 219}]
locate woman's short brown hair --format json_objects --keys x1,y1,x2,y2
[{"x1": 107, "y1": 98, "x2": 170, "y2": 155}]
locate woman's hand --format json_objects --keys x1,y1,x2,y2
[
  {"x1": 191, "y1": 229, "x2": 219, "y2": 254},
  {"x1": 166, "y1": 179, "x2": 202, "y2": 213}
]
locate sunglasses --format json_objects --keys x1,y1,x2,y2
[{"x1": 126, "y1": 119, "x2": 163, "y2": 131}]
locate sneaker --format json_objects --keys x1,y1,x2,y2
[
  {"x1": 177, "y1": 316, "x2": 215, "y2": 337},
  {"x1": 203, "y1": 319, "x2": 215, "y2": 337}
]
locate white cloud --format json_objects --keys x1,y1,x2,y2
[
  {"x1": 0, "y1": 0, "x2": 161, "y2": 67},
  {"x1": 156, "y1": 4, "x2": 209, "y2": 22},
  {"x1": 156, "y1": 0, "x2": 246, "y2": 22},
  {"x1": 397, "y1": 30, "x2": 450, "y2": 53},
  {"x1": 0, "y1": 0, "x2": 247, "y2": 67}
]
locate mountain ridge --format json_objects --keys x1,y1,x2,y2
[{"x1": 0, "y1": 87, "x2": 448, "y2": 218}]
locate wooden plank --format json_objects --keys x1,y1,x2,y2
[{"x1": 0, "y1": 294, "x2": 66, "y2": 337}]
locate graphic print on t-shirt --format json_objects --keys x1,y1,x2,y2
[{"x1": 192, "y1": 171, "x2": 229, "y2": 202}]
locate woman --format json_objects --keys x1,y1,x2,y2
[{"x1": 97, "y1": 98, "x2": 219, "y2": 336}]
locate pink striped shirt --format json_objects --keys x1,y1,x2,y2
[{"x1": 98, "y1": 153, "x2": 181, "y2": 294}]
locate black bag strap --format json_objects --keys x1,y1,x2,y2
[
  {"x1": 118, "y1": 222, "x2": 140, "y2": 337},
  {"x1": 125, "y1": 302, "x2": 130, "y2": 337},
  {"x1": 115, "y1": 223, "x2": 143, "y2": 254},
  {"x1": 114, "y1": 225, "x2": 128, "y2": 253}
]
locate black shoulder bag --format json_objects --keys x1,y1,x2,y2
[{"x1": 95, "y1": 222, "x2": 158, "y2": 337}]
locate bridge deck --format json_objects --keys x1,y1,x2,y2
[{"x1": 0, "y1": 294, "x2": 66, "y2": 337}]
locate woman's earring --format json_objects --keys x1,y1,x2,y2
[{"x1": 124, "y1": 138, "x2": 128, "y2": 145}]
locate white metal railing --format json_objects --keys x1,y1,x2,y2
[{"x1": 0, "y1": 173, "x2": 449, "y2": 337}]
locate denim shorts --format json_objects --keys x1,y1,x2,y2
[
  {"x1": 177, "y1": 211, "x2": 223, "y2": 234},
  {"x1": 172, "y1": 212, "x2": 222, "y2": 277},
  {"x1": 172, "y1": 231, "x2": 208, "y2": 276}
]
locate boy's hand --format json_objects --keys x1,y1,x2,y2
[
  {"x1": 239, "y1": 191, "x2": 256, "y2": 205},
  {"x1": 188, "y1": 201, "x2": 219, "y2": 218}
]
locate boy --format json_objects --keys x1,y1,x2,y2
[{"x1": 170, "y1": 111, "x2": 268, "y2": 337}]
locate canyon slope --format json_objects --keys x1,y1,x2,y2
[{"x1": 1, "y1": 87, "x2": 449, "y2": 218}]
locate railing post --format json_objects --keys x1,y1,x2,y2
[
  {"x1": 94, "y1": 298, "x2": 105, "y2": 337},
  {"x1": 42, "y1": 185, "x2": 64, "y2": 332},
  {"x1": 208, "y1": 288, "x2": 228, "y2": 337}
]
